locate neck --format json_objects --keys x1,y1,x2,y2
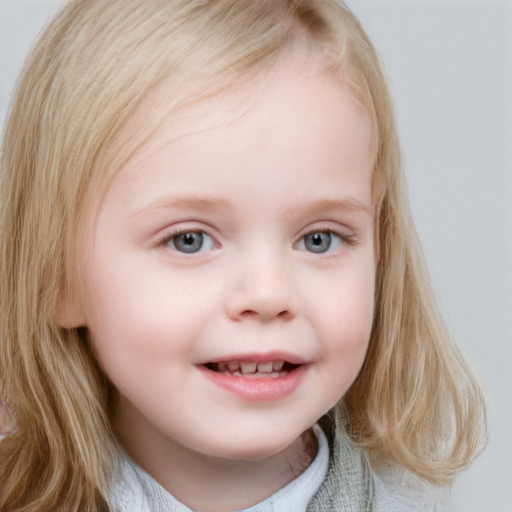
[{"x1": 115, "y1": 415, "x2": 318, "y2": 512}]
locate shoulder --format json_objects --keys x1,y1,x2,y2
[
  {"x1": 371, "y1": 461, "x2": 451, "y2": 512},
  {"x1": 308, "y1": 419, "x2": 450, "y2": 512}
]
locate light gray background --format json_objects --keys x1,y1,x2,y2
[{"x1": 1, "y1": 1, "x2": 511, "y2": 511}]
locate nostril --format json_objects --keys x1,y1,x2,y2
[
  {"x1": 277, "y1": 310, "x2": 293, "y2": 320},
  {"x1": 238, "y1": 309, "x2": 293, "y2": 321},
  {"x1": 239, "y1": 310, "x2": 259, "y2": 319}
]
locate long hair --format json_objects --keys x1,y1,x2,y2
[{"x1": 0, "y1": 1, "x2": 486, "y2": 510}]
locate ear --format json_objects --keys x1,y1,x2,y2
[{"x1": 54, "y1": 289, "x2": 87, "y2": 328}]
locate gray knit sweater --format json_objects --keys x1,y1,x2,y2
[{"x1": 306, "y1": 421, "x2": 446, "y2": 511}]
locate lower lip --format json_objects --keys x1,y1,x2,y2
[{"x1": 198, "y1": 365, "x2": 309, "y2": 402}]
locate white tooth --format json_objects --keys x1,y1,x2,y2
[
  {"x1": 272, "y1": 361, "x2": 284, "y2": 371},
  {"x1": 240, "y1": 361, "x2": 257, "y2": 374},
  {"x1": 227, "y1": 361, "x2": 240, "y2": 372},
  {"x1": 257, "y1": 362, "x2": 273, "y2": 373}
]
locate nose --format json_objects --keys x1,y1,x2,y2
[{"x1": 225, "y1": 252, "x2": 298, "y2": 323}]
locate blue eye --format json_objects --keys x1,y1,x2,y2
[
  {"x1": 165, "y1": 231, "x2": 215, "y2": 254},
  {"x1": 300, "y1": 231, "x2": 342, "y2": 254}
]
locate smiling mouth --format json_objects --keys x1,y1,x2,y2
[{"x1": 203, "y1": 360, "x2": 300, "y2": 378}]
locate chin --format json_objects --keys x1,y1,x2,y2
[{"x1": 201, "y1": 428, "x2": 306, "y2": 462}]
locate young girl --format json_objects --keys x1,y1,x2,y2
[{"x1": 0, "y1": 1, "x2": 487, "y2": 511}]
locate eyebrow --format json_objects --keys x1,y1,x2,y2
[
  {"x1": 279, "y1": 198, "x2": 372, "y2": 219},
  {"x1": 129, "y1": 195, "x2": 235, "y2": 219},
  {"x1": 129, "y1": 195, "x2": 372, "y2": 221}
]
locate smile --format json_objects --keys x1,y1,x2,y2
[
  {"x1": 204, "y1": 360, "x2": 298, "y2": 378},
  {"x1": 199, "y1": 357, "x2": 308, "y2": 402}
]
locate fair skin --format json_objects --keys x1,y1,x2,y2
[{"x1": 61, "y1": 47, "x2": 375, "y2": 511}]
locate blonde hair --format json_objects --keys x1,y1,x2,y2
[{"x1": 0, "y1": 0, "x2": 486, "y2": 510}]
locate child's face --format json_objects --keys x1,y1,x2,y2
[{"x1": 74, "y1": 51, "x2": 375, "y2": 461}]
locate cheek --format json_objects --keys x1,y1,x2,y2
[
  {"x1": 80, "y1": 270, "x2": 166, "y2": 376},
  {"x1": 81, "y1": 260, "x2": 216, "y2": 371},
  {"x1": 311, "y1": 262, "x2": 375, "y2": 389},
  {"x1": 317, "y1": 257, "x2": 375, "y2": 334},
  {"x1": 326, "y1": 293, "x2": 373, "y2": 367},
  {"x1": 317, "y1": 298, "x2": 373, "y2": 409}
]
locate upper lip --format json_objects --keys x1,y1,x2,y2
[{"x1": 197, "y1": 351, "x2": 309, "y2": 366}]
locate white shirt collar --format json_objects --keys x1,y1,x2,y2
[{"x1": 109, "y1": 423, "x2": 329, "y2": 512}]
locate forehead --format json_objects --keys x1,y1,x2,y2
[{"x1": 116, "y1": 46, "x2": 371, "y2": 185}]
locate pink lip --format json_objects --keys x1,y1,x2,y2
[{"x1": 197, "y1": 351, "x2": 310, "y2": 403}]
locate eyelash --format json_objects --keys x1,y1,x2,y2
[
  {"x1": 160, "y1": 229, "x2": 217, "y2": 255},
  {"x1": 158, "y1": 225, "x2": 357, "y2": 257},
  {"x1": 296, "y1": 228, "x2": 356, "y2": 254}
]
